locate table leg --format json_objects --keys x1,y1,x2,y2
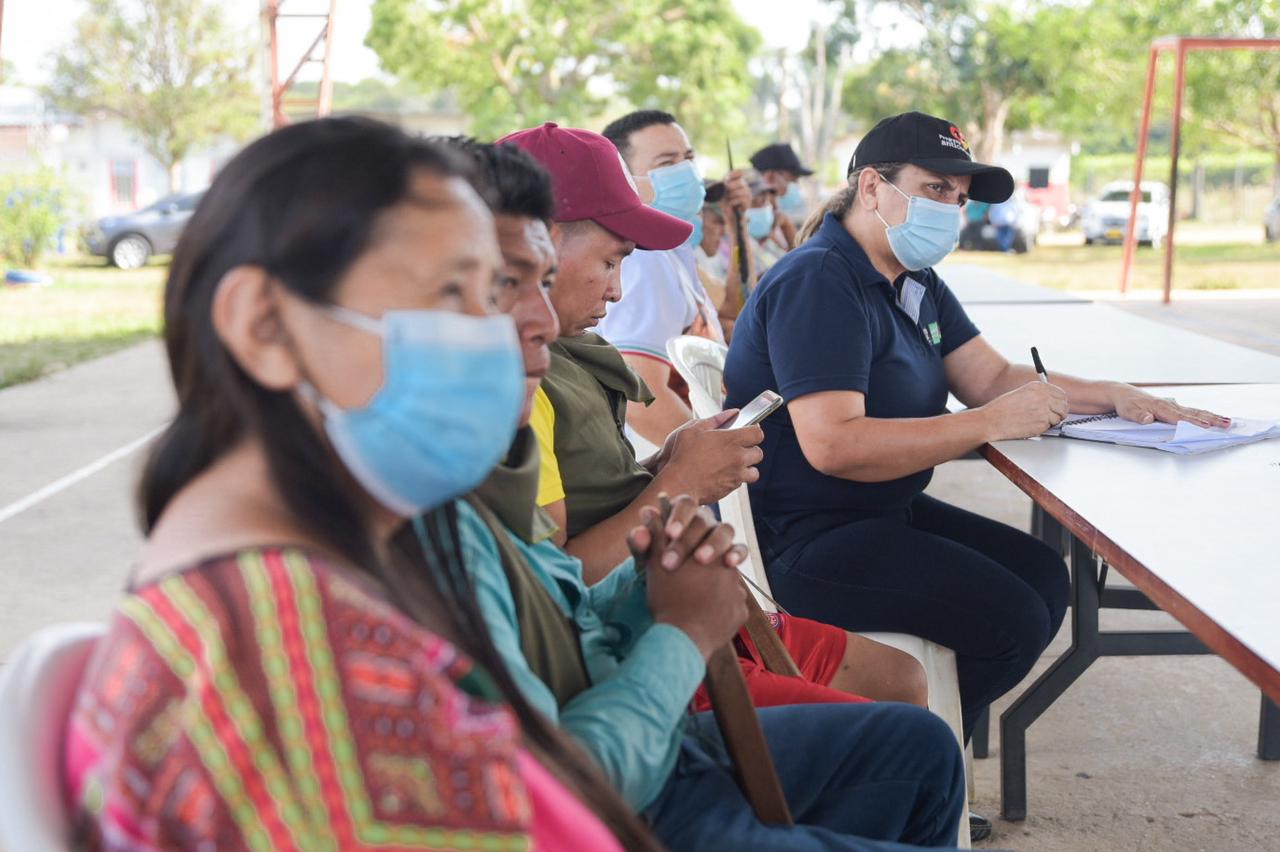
[
  {"x1": 1260, "y1": 696, "x2": 1280, "y2": 761},
  {"x1": 1030, "y1": 504, "x2": 1068, "y2": 559},
  {"x1": 972, "y1": 706, "x2": 990, "y2": 759},
  {"x1": 1000, "y1": 537, "x2": 1100, "y2": 821}
]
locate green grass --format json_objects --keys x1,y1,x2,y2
[
  {"x1": 0, "y1": 256, "x2": 166, "y2": 389},
  {"x1": 954, "y1": 230, "x2": 1280, "y2": 292}
]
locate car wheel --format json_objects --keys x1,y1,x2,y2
[{"x1": 110, "y1": 234, "x2": 152, "y2": 270}]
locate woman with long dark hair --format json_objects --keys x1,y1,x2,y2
[{"x1": 61, "y1": 117, "x2": 662, "y2": 850}]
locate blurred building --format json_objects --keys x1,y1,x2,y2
[
  {"x1": 0, "y1": 85, "x2": 238, "y2": 220},
  {"x1": 999, "y1": 130, "x2": 1078, "y2": 229},
  {"x1": 0, "y1": 84, "x2": 469, "y2": 223}
]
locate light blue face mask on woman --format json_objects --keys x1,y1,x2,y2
[
  {"x1": 874, "y1": 176, "x2": 963, "y2": 271},
  {"x1": 647, "y1": 159, "x2": 706, "y2": 224},
  {"x1": 746, "y1": 205, "x2": 775, "y2": 240},
  {"x1": 300, "y1": 306, "x2": 524, "y2": 516},
  {"x1": 778, "y1": 182, "x2": 807, "y2": 222}
]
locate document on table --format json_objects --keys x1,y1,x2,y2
[{"x1": 1043, "y1": 413, "x2": 1280, "y2": 454}]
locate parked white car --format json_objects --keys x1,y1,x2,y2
[{"x1": 1082, "y1": 181, "x2": 1169, "y2": 247}]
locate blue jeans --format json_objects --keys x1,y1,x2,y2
[
  {"x1": 644, "y1": 702, "x2": 964, "y2": 850},
  {"x1": 762, "y1": 494, "x2": 1070, "y2": 741},
  {"x1": 995, "y1": 224, "x2": 1017, "y2": 252}
]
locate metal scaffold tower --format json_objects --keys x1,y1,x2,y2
[{"x1": 261, "y1": 0, "x2": 338, "y2": 130}]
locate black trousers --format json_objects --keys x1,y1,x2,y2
[{"x1": 761, "y1": 493, "x2": 1069, "y2": 741}]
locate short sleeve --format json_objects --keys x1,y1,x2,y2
[
  {"x1": 597, "y1": 251, "x2": 691, "y2": 365},
  {"x1": 762, "y1": 252, "x2": 874, "y2": 401},
  {"x1": 529, "y1": 388, "x2": 565, "y2": 507},
  {"x1": 933, "y1": 275, "x2": 980, "y2": 356}
]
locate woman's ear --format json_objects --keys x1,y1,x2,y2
[
  {"x1": 857, "y1": 169, "x2": 882, "y2": 211},
  {"x1": 211, "y1": 266, "x2": 302, "y2": 391}
]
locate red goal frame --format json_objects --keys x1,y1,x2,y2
[{"x1": 1119, "y1": 36, "x2": 1280, "y2": 302}]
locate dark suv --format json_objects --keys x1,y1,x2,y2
[{"x1": 83, "y1": 191, "x2": 204, "y2": 269}]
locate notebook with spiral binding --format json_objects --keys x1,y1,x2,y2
[{"x1": 1043, "y1": 411, "x2": 1280, "y2": 454}]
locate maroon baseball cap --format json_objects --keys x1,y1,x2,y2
[{"x1": 497, "y1": 122, "x2": 692, "y2": 251}]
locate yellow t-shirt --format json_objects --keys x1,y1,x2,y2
[{"x1": 529, "y1": 386, "x2": 566, "y2": 507}]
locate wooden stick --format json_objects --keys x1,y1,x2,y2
[
  {"x1": 654, "y1": 495, "x2": 792, "y2": 824},
  {"x1": 742, "y1": 593, "x2": 802, "y2": 678},
  {"x1": 704, "y1": 644, "x2": 794, "y2": 825}
]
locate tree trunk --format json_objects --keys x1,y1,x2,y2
[
  {"x1": 1190, "y1": 160, "x2": 1204, "y2": 221},
  {"x1": 167, "y1": 159, "x2": 181, "y2": 193},
  {"x1": 973, "y1": 88, "x2": 1011, "y2": 167}
]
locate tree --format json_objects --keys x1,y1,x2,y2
[
  {"x1": 46, "y1": 0, "x2": 256, "y2": 192},
  {"x1": 845, "y1": 1, "x2": 1088, "y2": 164},
  {"x1": 1046, "y1": 0, "x2": 1280, "y2": 193},
  {"x1": 366, "y1": 0, "x2": 760, "y2": 142},
  {"x1": 0, "y1": 168, "x2": 70, "y2": 269},
  {"x1": 768, "y1": 0, "x2": 860, "y2": 188}
]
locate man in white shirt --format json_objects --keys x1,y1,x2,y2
[{"x1": 599, "y1": 110, "x2": 751, "y2": 447}]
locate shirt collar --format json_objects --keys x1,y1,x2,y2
[{"x1": 816, "y1": 213, "x2": 889, "y2": 288}]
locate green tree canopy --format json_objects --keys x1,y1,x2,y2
[
  {"x1": 46, "y1": 0, "x2": 256, "y2": 191},
  {"x1": 366, "y1": 0, "x2": 761, "y2": 143},
  {"x1": 844, "y1": 1, "x2": 1089, "y2": 164}
]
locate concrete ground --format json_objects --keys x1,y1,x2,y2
[
  {"x1": 2, "y1": 296, "x2": 1279, "y2": 850},
  {"x1": 1098, "y1": 291, "x2": 1280, "y2": 359}
]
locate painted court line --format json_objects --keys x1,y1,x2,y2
[{"x1": 0, "y1": 426, "x2": 166, "y2": 526}]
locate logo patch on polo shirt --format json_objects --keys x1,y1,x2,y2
[{"x1": 927, "y1": 321, "x2": 942, "y2": 345}]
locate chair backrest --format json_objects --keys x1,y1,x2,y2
[
  {"x1": 665, "y1": 335, "x2": 780, "y2": 612},
  {"x1": 719, "y1": 483, "x2": 779, "y2": 612},
  {"x1": 666, "y1": 335, "x2": 728, "y2": 418},
  {"x1": 0, "y1": 622, "x2": 104, "y2": 852}
]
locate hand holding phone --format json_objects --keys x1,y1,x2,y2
[{"x1": 720, "y1": 390, "x2": 783, "y2": 430}]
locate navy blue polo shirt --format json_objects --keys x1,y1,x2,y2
[{"x1": 723, "y1": 213, "x2": 979, "y2": 539}]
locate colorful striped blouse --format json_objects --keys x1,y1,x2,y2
[{"x1": 62, "y1": 547, "x2": 619, "y2": 851}]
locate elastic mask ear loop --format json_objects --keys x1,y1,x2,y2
[
  {"x1": 873, "y1": 173, "x2": 910, "y2": 231},
  {"x1": 291, "y1": 302, "x2": 385, "y2": 418},
  {"x1": 295, "y1": 378, "x2": 342, "y2": 420}
]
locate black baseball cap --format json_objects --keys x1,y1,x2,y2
[
  {"x1": 848, "y1": 111, "x2": 1014, "y2": 203},
  {"x1": 750, "y1": 143, "x2": 814, "y2": 177}
]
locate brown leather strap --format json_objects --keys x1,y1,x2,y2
[
  {"x1": 742, "y1": 588, "x2": 802, "y2": 678},
  {"x1": 704, "y1": 644, "x2": 794, "y2": 825}
]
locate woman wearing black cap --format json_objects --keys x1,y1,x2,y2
[{"x1": 724, "y1": 112, "x2": 1226, "y2": 764}]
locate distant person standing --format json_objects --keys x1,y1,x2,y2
[
  {"x1": 989, "y1": 195, "x2": 1020, "y2": 253},
  {"x1": 750, "y1": 142, "x2": 816, "y2": 250}
]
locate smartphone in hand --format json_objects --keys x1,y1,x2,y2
[{"x1": 720, "y1": 390, "x2": 783, "y2": 430}]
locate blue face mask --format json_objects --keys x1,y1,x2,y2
[
  {"x1": 778, "y1": 182, "x2": 807, "y2": 222},
  {"x1": 647, "y1": 159, "x2": 706, "y2": 223},
  {"x1": 301, "y1": 306, "x2": 524, "y2": 516},
  {"x1": 875, "y1": 176, "x2": 962, "y2": 271},
  {"x1": 686, "y1": 214, "x2": 704, "y2": 250},
  {"x1": 746, "y1": 206, "x2": 775, "y2": 240}
]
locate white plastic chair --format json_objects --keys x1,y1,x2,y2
[
  {"x1": 667, "y1": 335, "x2": 972, "y2": 847},
  {"x1": 0, "y1": 622, "x2": 104, "y2": 852}
]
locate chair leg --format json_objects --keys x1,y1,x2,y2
[{"x1": 972, "y1": 705, "x2": 990, "y2": 759}]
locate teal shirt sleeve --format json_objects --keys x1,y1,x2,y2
[
  {"x1": 453, "y1": 502, "x2": 705, "y2": 810},
  {"x1": 585, "y1": 557, "x2": 653, "y2": 645}
]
